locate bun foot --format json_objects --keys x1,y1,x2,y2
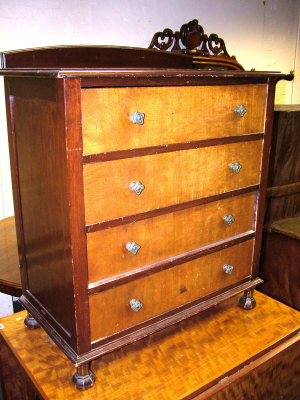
[
  {"x1": 72, "y1": 364, "x2": 96, "y2": 391},
  {"x1": 24, "y1": 313, "x2": 40, "y2": 329},
  {"x1": 239, "y1": 289, "x2": 256, "y2": 310}
]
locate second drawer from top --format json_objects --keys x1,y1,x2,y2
[{"x1": 84, "y1": 140, "x2": 263, "y2": 225}]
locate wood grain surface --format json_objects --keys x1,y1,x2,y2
[
  {"x1": 10, "y1": 83, "x2": 77, "y2": 342},
  {"x1": 0, "y1": 292, "x2": 299, "y2": 399},
  {"x1": 84, "y1": 140, "x2": 263, "y2": 225},
  {"x1": 89, "y1": 240, "x2": 254, "y2": 341},
  {"x1": 87, "y1": 192, "x2": 256, "y2": 283},
  {"x1": 259, "y1": 228, "x2": 300, "y2": 310},
  {"x1": 0, "y1": 216, "x2": 21, "y2": 296},
  {"x1": 265, "y1": 106, "x2": 300, "y2": 222},
  {"x1": 81, "y1": 85, "x2": 267, "y2": 154}
]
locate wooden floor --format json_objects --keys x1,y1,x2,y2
[{"x1": 0, "y1": 291, "x2": 299, "y2": 399}]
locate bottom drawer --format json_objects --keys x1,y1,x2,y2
[{"x1": 89, "y1": 240, "x2": 254, "y2": 342}]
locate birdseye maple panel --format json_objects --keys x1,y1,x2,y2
[
  {"x1": 83, "y1": 140, "x2": 263, "y2": 225},
  {"x1": 89, "y1": 239, "x2": 254, "y2": 342},
  {"x1": 81, "y1": 85, "x2": 267, "y2": 154},
  {"x1": 87, "y1": 191, "x2": 256, "y2": 283}
]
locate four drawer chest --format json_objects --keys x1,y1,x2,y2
[{"x1": 0, "y1": 45, "x2": 293, "y2": 390}]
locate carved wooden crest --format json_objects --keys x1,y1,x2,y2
[{"x1": 149, "y1": 19, "x2": 243, "y2": 70}]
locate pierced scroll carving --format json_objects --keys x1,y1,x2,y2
[{"x1": 149, "y1": 19, "x2": 243, "y2": 70}]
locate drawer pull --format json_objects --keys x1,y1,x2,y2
[
  {"x1": 229, "y1": 161, "x2": 242, "y2": 174},
  {"x1": 234, "y1": 104, "x2": 247, "y2": 117},
  {"x1": 130, "y1": 111, "x2": 145, "y2": 125},
  {"x1": 126, "y1": 241, "x2": 141, "y2": 255},
  {"x1": 130, "y1": 298, "x2": 143, "y2": 312},
  {"x1": 223, "y1": 264, "x2": 234, "y2": 274},
  {"x1": 129, "y1": 181, "x2": 145, "y2": 195},
  {"x1": 223, "y1": 214, "x2": 235, "y2": 226}
]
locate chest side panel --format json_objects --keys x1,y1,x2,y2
[{"x1": 5, "y1": 78, "x2": 79, "y2": 347}]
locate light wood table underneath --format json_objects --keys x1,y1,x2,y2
[
  {"x1": 0, "y1": 291, "x2": 299, "y2": 399},
  {"x1": 0, "y1": 216, "x2": 21, "y2": 297}
]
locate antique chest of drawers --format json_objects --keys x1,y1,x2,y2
[{"x1": 0, "y1": 46, "x2": 292, "y2": 390}]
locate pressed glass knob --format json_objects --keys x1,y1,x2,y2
[
  {"x1": 229, "y1": 161, "x2": 242, "y2": 174},
  {"x1": 130, "y1": 111, "x2": 145, "y2": 125},
  {"x1": 130, "y1": 298, "x2": 143, "y2": 312},
  {"x1": 223, "y1": 214, "x2": 235, "y2": 226},
  {"x1": 129, "y1": 181, "x2": 145, "y2": 195},
  {"x1": 223, "y1": 264, "x2": 234, "y2": 274},
  {"x1": 126, "y1": 242, "x2": 141, "y2": 255},
  {"x1": 234, "y1": 104, "x2": 247, "y2": 117}
]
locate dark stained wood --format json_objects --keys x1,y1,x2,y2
[
  {"x1": 5, "y1": 77, "x2": 77, "y2": 346},
  {"x1": 0, "y1": 68, "x2": 293, "y2": 85},
  {"x1": 267, "y1": 182, "x2": 300, "y2": 198},
  {"x1": 0, "y1": 292, "x2": 299, "y2": 399},
  {"x1": 1, "y1": 46, "x2": 193, "y2": 69},
  {"x1": 148, "y1": 19, "x2": 245, "y2": 71},
  {"x1": 268, "y1": 105, "x2": 300, "y2": 187},
  {"x1": 0, "y1": 216, "x2": 21, "y2": 296},
  {"x1": 79, "y1": 71, "x2": 291, "y2": 89},
  {"x1": 57, "y1": 78, "x2": 91, "y2": 354},
  {"x1": 4, "y1": 82, "x2": 32, "y2": 297},
  {"x1": 259, "y1": 216, "x2": 300, "y2": 310},
  {"x1": 251, "y1": 82, "x2": 276, "y2": 278},
  {"x1": 265, "y1": 105, "x2": 300, "y2": 222}
]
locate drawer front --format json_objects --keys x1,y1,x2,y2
[
  {"x1": 89, "y1": 240, "x2": 254, "y2": 341},
  {"x1": 84, "y1": 140, "x2": 263, "y2": 225},
  {"x1": 81, "y1": 85, "x2": 266, "y2": 154},
  {"x1": 87, "y1": 192, "x2": 256, "y2": 283}
]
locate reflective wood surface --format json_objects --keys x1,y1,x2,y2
[{"x1": 0, "y1": 291, "x2": 299, "y2": 399}]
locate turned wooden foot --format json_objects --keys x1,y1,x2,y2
[
  {"x1": 239, "y1": 289, "x2": 256, "y2": 310},
  {"x1": 72, "y1": 364, "x2": 96, "y2": 391},
  {"x1": 24, "y1": 313, "x2": 40, "y2": 329}
]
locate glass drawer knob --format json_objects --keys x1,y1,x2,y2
[
  {"x1": 126, "y1": 242, "x2": 141, "y2": 255},
  {"x1": 130, "y1": 298, "x2": 143, "y2": 312},
  {"x1": 234, "y1": 104, "x2": 247, "y2": 117},
  {"x1": 130, "y1": 111, "x2": 145, "y2": 125},
  {"x1": 223, "y1": 264, "x2": 234, "y2": 274},
  {"x1": 229, "y1": 161, "x2": 242, "y2": 174},
  {"x1": 223, "y1": 214, "x2": 235, "y2": 226},
  {"x1": 129, "y1": 181, "x2": 145, "y2": 195}
]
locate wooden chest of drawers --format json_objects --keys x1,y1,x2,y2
[{"x1": 0, "y1": 46, "x2": 293, "y2": 390}]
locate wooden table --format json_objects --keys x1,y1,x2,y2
[
  {"x1": 0, "y1": 216, "x2": 21, "y2": 297},
  {"x1": 0, "y1": 291, "x2": 299, "y2": 399}
]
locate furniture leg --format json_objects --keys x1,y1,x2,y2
[
  {"x1": 239, "y1": 289, "x2": 256, "y2": 310},
  {"x1": 24, "y1": 313, "x2": 40, "y2": 329},
  {"x1": 72, "y1": 363, "x2": 96, "y2": 391}
]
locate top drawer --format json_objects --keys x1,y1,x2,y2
[{"x1": 81, "y1": 85, "x2": 267, "y2": 154}]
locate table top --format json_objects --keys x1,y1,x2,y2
[
  {"x1": 0, "y1": 216, "x2": 22, "y2": 296},
  {"x1": 0, "y1": 291, "x2": 299, "y2": 400},
  {"x1": 268, "y1": 215, "x2": 300, "y2": 239}
]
